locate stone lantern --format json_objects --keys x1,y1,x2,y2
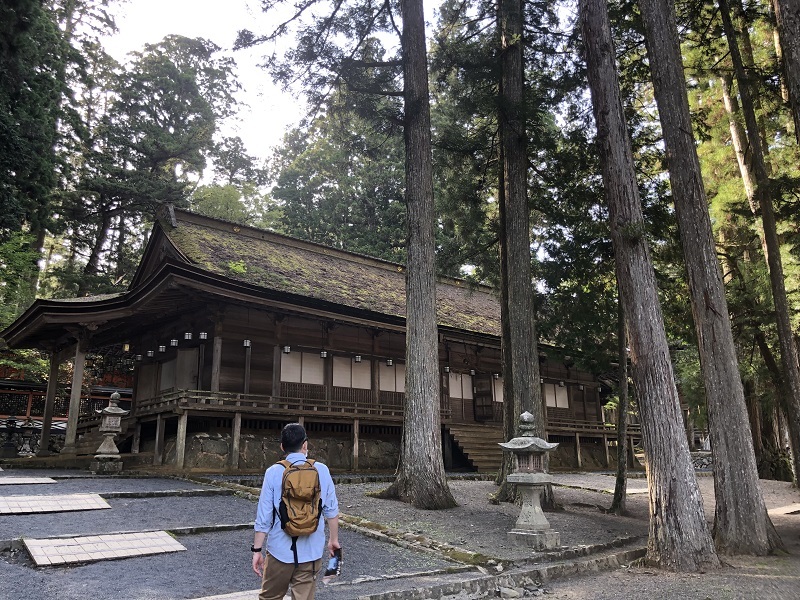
[
  {"x1": 90, "y1": 392, "x2": 130, "y2": 474},
  {"x1": 499, "y1": 411, "x2": 561, "y2": 550},
  {"x1": 17, "y1": 418, "x2": 36, "y2": 457}
]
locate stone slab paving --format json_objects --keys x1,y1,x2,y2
[
  {"x1": 0, "y1": 477, "x2": 57, "y2": 485},
  {"x1": 0, "y1": 493, "x2": 110, "y2": 514},
  {"x1": 552, "y1": 472, "x2": 649, "y2": 495},
  {"x1": 768, "y1": 502, "x2": 800, "y2": 516},
  {"x1": 24, "y1": 530, "x2": 186, "y2": 566}
]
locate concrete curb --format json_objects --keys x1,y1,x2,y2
[
  {"x1": 350, "y1": 546, "x2": 648, "y2": 600},
  {"x1": 99, "y1": 488, "x2": 234, "y2": 499}
]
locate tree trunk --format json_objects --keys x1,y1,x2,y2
[
  {"x1": 494, "y1": 0, "x2": 545, "y2": 504},
  {"x1": 495, "y1": 144, "x2": 517, "y2": 501},
  {"x1": 500, "y1": 0, "x2": 543, "y2": 438},
  {"x1": 639, "y1": 0, "x2": 782, "y2": 554},
  {"x1": 719, "y1": 0, "x2": 800, "y2": 484},
  {"x1": 609, "y1": 290, "x2": 629, "y2": 515},
  {"x1": 580, "y1": 0, "x2": 720, "y2": 571},
  {"x1": 377, "y1": 0, "x2": 456, "y2": 510},
  {"x1": 80, "y1": 203, "x2": 112, "y2": 292},
  {"x1": 772, "y1": 0, "x2": 800, "y2": 142}
]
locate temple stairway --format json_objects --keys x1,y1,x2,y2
[
  {"x1": 75, "y1": 417, "x2": 134, "y2": 455},
  {"x1": 445, "y1": 423, "x2": 504, "y2": 473}
]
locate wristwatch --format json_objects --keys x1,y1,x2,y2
[{"x1": 251, "y1": 545, "x2": 262, "y2": 552}]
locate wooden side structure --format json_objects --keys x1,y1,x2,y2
[{"x1": 0, "y1": 207, "x2": 640, "y2": 471}]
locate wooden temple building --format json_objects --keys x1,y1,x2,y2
[{"x1": 0, "y1": 207, "x2": 637, "y2": 472}]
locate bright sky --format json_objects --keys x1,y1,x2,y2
[{"x1": 103, "y1": 0, "x2": 302, "y2": 163}]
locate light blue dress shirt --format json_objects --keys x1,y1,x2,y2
[{"x1": 254, "y1": 451, "x2": 339, "y2": 564}]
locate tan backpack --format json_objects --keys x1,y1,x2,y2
[{"x1": 276, "y1": 458, "x2": 322, "y2": 563}]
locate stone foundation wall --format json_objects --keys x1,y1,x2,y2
[
  {"x1": 690, "y1": 451, "x2": 713, "y2": 471},
  {"x1": 0, "y1": 431, "x2": 64, "y2": 456},
  {"x1": 154, "y1": 432, "x2": 401, "y2": 472}
]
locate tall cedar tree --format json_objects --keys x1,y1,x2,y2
[
  {"x1": 638, "y1": 0, "x2": 782, "y2": 554},
  {"x1": 378, "y1": 0, "x2": 457, "y2": 509},
  {"x1": 245, "y1": 0, "x2": 457, "y2": 508},
  {"x1": 496, "y1": 0, "x2": 545, "y2": 497},
  {"x1": 718, "y1": 0, "x2": 800, "y2": 483},
  {"x1": 579, "y1": 0, "x2": 720, "y2": 570}
]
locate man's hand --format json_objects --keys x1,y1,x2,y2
[
  {"x1": 252, "y1": 551, "x2": 265, "y2": 577},
  {"x1": 327, "y1": 515, "x2": 341, "y2": 557}
]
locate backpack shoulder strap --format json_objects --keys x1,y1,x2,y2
[{"x1": 277, "y1": 459, "x2": 290, "y2": 469}]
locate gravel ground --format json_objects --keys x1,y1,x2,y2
[
  {"x1": 541, "y1": 475, "x2": 800, "y2": 600},
  {"x1": 2, "y1": 468, "x2": 799, "y2": 599},
  {"x1": 335, "y1": 479, "x2": 648, "y2": 562},
  {"x1": 0, "y1": 526, "x2": 456, "y2": 600}
]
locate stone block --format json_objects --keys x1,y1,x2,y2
[{"x1": 508, "y1": 528, "x2": 561, "y2": 550}]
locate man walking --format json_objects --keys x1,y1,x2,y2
[{"x1": 252, "y1": 423, "x2": 340, "y2": 600}]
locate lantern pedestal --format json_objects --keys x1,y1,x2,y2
[
  {"x1": 507, "y1": 472, "x2": 561, "y2": 549},
  {"x1": 90, "y1": 455, "x2": 124, "y2": 475},
  {"x1": 90, "y1": 392, "x2": 129, "y2": 475},
  {"x1": 17, "y1": 419, "x2": 36, "y2": 457},
  {"x1": 499, "y1": 411, "x2": 561, "y2": 551}
]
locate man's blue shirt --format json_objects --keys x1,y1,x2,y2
[{"x1": 254, "y1": 452, "x2": 339, "y2": 564}]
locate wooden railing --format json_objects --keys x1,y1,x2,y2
[
  {"x1": 135, "y1": 389, "x2": 406, "y2": 419},
  {"x1": 548, "y1": 417, "x2": 642, "y2": 436},
  {"x1": 134, "y1": 387, "x2": 452, "y2": 420}
]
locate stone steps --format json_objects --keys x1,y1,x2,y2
[{"x1": 446, "y1": 423, "x2": 504, "y2": 473}]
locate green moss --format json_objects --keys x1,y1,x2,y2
[
  {"x1": 227, "y1": 260, "x2": 247, "y2": 274},
  {"x1": 165, "y1": 217, "x2": 500, "y2": 336}
]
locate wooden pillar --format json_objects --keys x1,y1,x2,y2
[
  {"x1": 197, "y1": 343, "x2": 206, "y2": 390},
  {"x1": 154, "y1": 414, "x2": 165, "y2": 465},
  {"x1": 352, "y1": 418, "x2": 360, "y2": 471},
  {"x1": 243, "y1": 345, "x2": 252, "y2": 394},
  {"x1": 575, "y1": 432, "x2": 582, "y2": 469},
  {"x1": 324, "y1": 351, "x2": 332, "y2": 410},
  {"x1": 37, "y1": 352, "x2": 61, "y2": 457},
  {"x1": 61, "y1": 345, "x2": 86, "y2": 456},
  {"x1": 230, "y1": 412, "x2": 242, "y2": 470},
  {"x1": 602, "y1": 433, "x2": 610, "y2": 468},
  {"x1": 272, "y1": 345, "x2": 282, "y2": 400},
  {"x1": 131, "y1": 422, "x2": 142, "y2": 454},
  {"x1": 211, "y1": 336, "x2": 222, "y2": 392},
  {"x1": 175, "y1": 411, "x2": 188, "y2": 469},
  {"x1": 372, "y1": 333, "x2": 380, "y2": 407}
]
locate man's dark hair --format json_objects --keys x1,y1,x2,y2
[{"x1": 281, "y1": 423, "x2": 307, "y2": 452}]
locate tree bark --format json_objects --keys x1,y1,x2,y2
[
  {"x1": 719, "y1": 0, "x2": 800, "y2": 484},
  {"x1": 639, "y1": 0, "x2": 782, "y2": 554},
  {"x1": 580, "y1": 0, "x2": 720, "y2": 570},
  {"x1": 609, "y1": 289, "x2": 628, "y2": 515},
  {"x1": 495, "y1": 144, "x2": 517, "y2": 501},
  {"x1": 493, "y1": 0, "x2": 545, "y2": 504},
  {"x1": 772, "y1": 0, "x2": 800, "y2": 142},
  {"x1": 80, "y1": 203, "x2": 112, "y2": 293},
  {"x1": 500, "y1": 0, "x2": 543, "y2": 438},
  {"x1": 377, "y1": 0, "x2": 456, "y2": 509}
]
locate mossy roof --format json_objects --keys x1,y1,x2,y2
[{"x1": 161, "y1": 210, "x2": 501, "y2": 337}]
